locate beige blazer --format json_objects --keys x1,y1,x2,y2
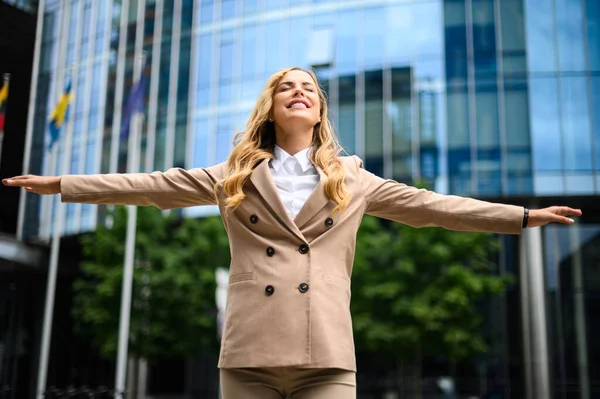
[{"x1": 60, "y1": 155, "x2": 524, "y2": 372}]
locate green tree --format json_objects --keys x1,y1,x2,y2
[
  {"x1": 351, "y1": 215, "x2": 512, "y2": 397},
  {"x1": 72, "y1": 206, "x2": 230, "y2": 362}
]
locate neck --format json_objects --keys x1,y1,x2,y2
[{"x1": 274, "y1": 124, "x2": 313, "y2": 155}]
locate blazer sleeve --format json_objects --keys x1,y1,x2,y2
[
  {"x1": 60, "y1": 163, "x2": 227, "y2": 210},
  {"x1": 352, "y1": 156, "x2": 523, "y2": 235}
]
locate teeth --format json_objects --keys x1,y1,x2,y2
[{"x1": 290, "y1": 103, "x2": 307, "y2": 108}]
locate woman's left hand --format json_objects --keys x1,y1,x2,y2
[{"x1": 528, "y1": 206, "x2": 583, "y2": 228}]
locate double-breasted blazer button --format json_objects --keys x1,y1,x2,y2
[
  {"x1": 266, "y1": 247, "x2": 275, "y2": 257},
  {"x1": 298, "y1": 244, "x2": 309, "y2": 254},
  {"x1": 298, "y1": 283, "x2": 309, "y2": 293},
  {"x1": 325, "y1": 217, "x2": 334, "y2": 227},
  {"x1": 265, "y1": 285, "x2": 275, "y2": 296},
  {"x1": 250, "y1": 214, "x2": 259, "y2": 224}
]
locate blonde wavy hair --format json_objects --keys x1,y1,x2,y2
[{"x1": 219, "y1": 67, "x2": 350, "y2": 214}]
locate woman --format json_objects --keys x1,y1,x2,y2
[{"x1": 3, "y1": 67, "x2": 581, "y2": 398}]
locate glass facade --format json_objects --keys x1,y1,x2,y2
[
  {"x1": 22, "y1": 0, "x2": 600, "y2": 397},
  {"x1": 25, "y1": 0, "x2": 600, "y2": 225}
]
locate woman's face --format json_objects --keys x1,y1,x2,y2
[{"x1": 271, "y1": 70, "x2": 321, "y2": 129}]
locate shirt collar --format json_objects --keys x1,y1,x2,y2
[{"x1": 271, "y1": 145, "x2": 314, "y2": 173}]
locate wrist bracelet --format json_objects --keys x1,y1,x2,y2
[{"x1": 522, "y1": 207, "x2": 529, "y2": 228}]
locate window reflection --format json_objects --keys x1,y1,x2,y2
[
  {"x1": 85, "y1": 137, "x2": 95, "y2": 174},
  {"x1": 499, "y1": 0, "x2": 526, "y2": 73},
  {"x1": 289, "y1": 17, "x2": 311, "y2": 69},
  {"x1": 587, "y1": 0, "x2": 600, "y2": 71},
  {"x1": 555, "y1": 0, "x2": 586, "y2": 72},
  {"x1": 193, "y1": 118, "x2": 209, "y2": 168},
  {"x1": 81, "y1": 3, "x2": 91, "y2": 59},
  {"x1": 561, "y1": 77, "x2": 592, "y2": 171},
  {"x1": 477, "y1": 148, "x2": 502, "y2": 196},
  {"x1": 244, "y1": 0, "x2": 258, "y2": 15},
  {"x1": 385, "y1": 5, "x2": 411, "y2": 65},
  {"x1": 196, "y1": 34, "x2": 212, "y2": 107},
  {"x1": 475, "y1": 81, "x2": 499, "y2": 148},
  {"x1": 264, "y1": 21, "x2": 280, "y2": 76},
  {"x1": 265, "y1": 0, "x2": 281, "y2": 10},
  {"x1": 241, "y1": 25, "x2": 257, "y2": 79},
  {"x1": 534, "y1": 173, "x2": 564, "y2": 195},
  {"x1": 364, "y1": 70, "x2": 384, "y2": 177},
  {"x1": 200, "y1": 0, "x2": 213, "y2": 24},
  {"x1": 446, "y1": 89, "x2": 469, "y2": 148},
  {"x1": 529, "y1": 77, "x2": 561, "y2": 172},
  {"x1": 506, "y1": 149, "x2": 532, "y2": 195},
  {"x1": 363, "y1": 8, "x2": 384, "y2": 69},
  {"x1": 504, "y1": 78, "x2": 529, "y2": 147},
  {"x1": 216, "y1": 116, "x2": 232, "y2": 164},
  {"x1": 221, "y1": 0, "x2": 235, "y2": 20},
  {"x1": 412, "y1": 0, "x2": 443, "y2": 58},
  {"x1": 444, "y1": 0, "x2": 468, "y2": 86},
  {"x1": 564, "y1": 173, "x2": 594, "y2": 195},
  {"x1": 335, "y1": 10, "x2": 357, "y2": 75},
  {"x1": 504, "y1": 77, "x2": 532, "y2": 195},
  {"x1": 337, "y1": 75, "x2": 356, "y2": 154},
  {"x1": 472, "y1": 0, "x2": 497, "y2": 78},
  {"x1": 390, "y1": 67, "x2": 412, "y2": 181},
  {"x1": 525, "y1": 0, "x2": 556, "y2": 72}
]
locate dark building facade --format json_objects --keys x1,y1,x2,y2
[{"x1": 0, "y1": 1, "x2": 46, "y2": 398}]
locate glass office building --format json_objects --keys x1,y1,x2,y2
[{"x1": 19, "y1": 0, "x2": 600, "y2": 397}]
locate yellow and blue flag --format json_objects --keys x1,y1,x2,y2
[
  {"x1": 0, "y1": 76, "x2": 9, "y2": 132},
  {"x1": 48, "y1": 79, "x2": 73, "y2": 149}
]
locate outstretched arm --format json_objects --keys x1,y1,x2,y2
[
  {"x1": 2, "y1": 163, "x2": 227, "y2": 210},
  {"x1": 353, "y1": 156, "x2": 581, "y2": 233}
]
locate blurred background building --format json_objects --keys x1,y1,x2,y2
[{"x1": 1, "y1": 0, "x2": 599, "y2": 397}]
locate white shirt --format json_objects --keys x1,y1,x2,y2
[{"x1": 269, "y1": 145, "x2": 320, "y2": 220}]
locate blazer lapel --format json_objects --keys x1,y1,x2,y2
[
  {"x1": 293, "y1": 167, "x2": 330, "y2": 230},
  {"x1": 249, "y1": 158, "x2": 306, "y2": 243}
]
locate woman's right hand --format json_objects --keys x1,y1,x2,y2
[{"x1": 2, "y1": 175, "x2": 61, "y2": 195}]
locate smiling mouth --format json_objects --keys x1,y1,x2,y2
[{"x1": 287, "y1": 99, "x2": 310, "y2": 108}]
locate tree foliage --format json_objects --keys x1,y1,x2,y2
[
  {"x1": 351, "y1": 215, "x2": 512, "y2": 363},
  {"x1": 72, "y1": 206, "x2": 230, "y2": 362}
]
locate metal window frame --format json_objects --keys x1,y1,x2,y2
[
  {"x1": 73, "y1": 0, "x2": 98, "y2": 233},
  {"x1": 90, "y1": 0, "x2": 115, "y2": 230}
]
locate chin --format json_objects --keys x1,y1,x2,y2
[{"x1": 285, "y1": 112, "x2": 319, "y2": 124}]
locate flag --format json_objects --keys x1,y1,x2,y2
[
  {"x1": 0, "y1": 75, "x2": 9, "y2": 132},
  {"x1": 48, "y1": 79, "x2": 74, "y2": 149},
  {"x1": 120, "y1": 72, "x2": 147, "y2": 141}
]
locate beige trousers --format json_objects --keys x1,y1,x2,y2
[{"x1": 220, "y1": 367, "x2": 356, "y2": 399}]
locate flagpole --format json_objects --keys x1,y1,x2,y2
[
  {"x1": 17, "y1": 0, "x2": 47, "y2": 240},
  {"x1": 115, "y1": 52, "x2": 145, "y2": 399},
  {"x1": 0, "y1": 73, "x2": 10, "y2": 171},
  {"x1": 36, "y1": 64, "x2": 76, "y2": 399}
]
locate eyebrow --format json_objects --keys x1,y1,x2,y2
[{"x1": 278, "y1": 81, "x2": 315, "y2": 88}]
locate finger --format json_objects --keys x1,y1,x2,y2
[
  {"x1": 557, "y1": 206, "x2": 582, "y2": 216},
  {"x1": 553, "y1": 214, "x2": 575, "y2": 225},
  {"x1": 549, "y1": 206, "x2": 578, "y2": 216},
  {"x1": 6, "y1": 175, "x2": 32, "y2": 181},
  {"x1": 3, "y1": 178, "x2": 30, "y2": 187},
  {"x1": 25, "y1": 187, "x2": 35, "y2": 192}
]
